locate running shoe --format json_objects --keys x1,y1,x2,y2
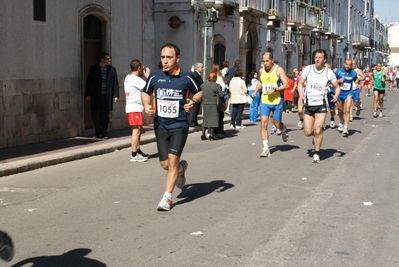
[
  {"x1": 297, "y1": 120, "x2": 304, "y2": 129},
  {"x1": 270, "y1": 126, "x2": 276, "y2": 135},
  {"x1": 137, "y1": 149, "x2": 149, "y2": 158},
  {"x1": 276, "y1": 129, "x2": 282, "y2": 135},
  {"x1": 130, "y1": 153, "x2": 148, "y2": 162},
  {"x1": 342, "y1": 128, "x2": 349, "y2": 137},
  {"x1": 379, "y1": 112, "x2": 383, "y2": 118},
  {"x1": 176, "y1": 160, "x2": 188, "y2": 189},
  {"x1": 356, "y1": 107, "x2": 361, "y2": 116},
  {"x1": 0, "y1": 231, "x2": 14, "y2": 262},
  {"x1": 282, "y1": 128, "x2": 289, "y2": 142},
  {"x1": 260, "y1": 149, "x2": 271, "y2": 157},
  {"x1": 337, "y1": 122, "x2": 344, "y2": 132},
  {"x1": 312, "y1": 154, "x2": 320, "y2": 163},
  {"x1": 373, "y1": 111, "x2": 378, "y2": 118},
  {"x1": 230, "y1": 124, "x2": 235, "y2": 129},
  {"x1": 236, "y1": 125, "x2": 247, "y2": 129},
  {"x1": 157, "y1": 196, "x2": 174, "y2": 211},
  {"x1": 349, "y1": 115, "x2": 353, "y2": 122},
  {"x1": 330, "y1": 121, "x2": 335, "y2": 129}
]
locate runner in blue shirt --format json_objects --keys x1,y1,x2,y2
[
  {"x1": 142, "y1": 43, "x2": 203, "y2": 211},
  {"x1": 335, "y1": 59, "x2": 357, "y2": 137}
]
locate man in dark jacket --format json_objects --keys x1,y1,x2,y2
[
  {"x1": 189, "y1": 62, "x2": 204, "y2": 127},
  {"x1": 85, "y1": 52, "x2": 119, "y2": 138}
]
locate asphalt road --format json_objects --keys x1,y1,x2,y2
[{"x1": 1, "y1": 91, "x2": 399, "y2": 267}]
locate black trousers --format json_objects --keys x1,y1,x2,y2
[{"x1": 91, "y1": 94, "x2": 110, "y2": 137}]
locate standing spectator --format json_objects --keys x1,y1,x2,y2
[
  {"x1": 229, "y1": 69, "x2": 248, "y2": 129},
  {"x1": 212, "y1": 63, "x2": 227, "y2": 138},
  {"x1": 283, "y1": 72, "x2": 296, "y2": 113},
  {"x1": 226, "y1": 60, "x2": 240, "y2": 85},
  {"x1": 142, "y1": 43, "x2": 203, "y2": 211},
  {"x1": 200, "y1": 71, "x2": 225, "y2": 140},
  {"x1": 247, "y1": 71, "x2": 260, "y2": 122},
  {"x1": 189, "y1": 62, "x2": 204, "y2": 127},
  {"x1": 221, "y1": 60, "x2": 229, "y2": 77},
  {"x1": 85, "y1": 52, "x2": 119, "y2": 139},
  {"x1": 124, "y1": 59, "x2": 150, "y2": 162},
  {"x1": 225, "y1": 60, "x2": 240, "y2": 114}
]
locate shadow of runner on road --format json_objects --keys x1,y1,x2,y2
[
  {"x1": 174, "y1": 180, "x2": 234, "y2": 206},
  {"x1": 269, "y1": 144, "x2": 300, "y2": 154},
  {"x1": 10, "y1": 248, "x2": 106, "y2": 267},
  {"x1": 306, "y1": 148, "x2": 346, "y2": 160}
]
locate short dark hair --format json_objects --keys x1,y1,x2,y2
[
  {"x1": 313, "y1": 49, "x2": 328, "y2": 60},
  {"x1": 160, "y1": 43, "x2": 180, "y2": 57},
  {"x1": 222, "y1": 61, "x2": 229, "y2": 68},
  {"x1": 100, "y1": 52, "x2": 110, "y2": 61},
  {"x1": 130, "y1": 59, "x2": 141, "y2": 71}
]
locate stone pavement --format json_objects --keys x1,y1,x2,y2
[{"x1": 0, "y1": 111, "x2": 248, "y2": 178}]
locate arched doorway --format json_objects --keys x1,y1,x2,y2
[
  {"x1": 79, "y1": 5, "x2": 110, "y2": 134},
  {"x1": 245, "y1": 30, "x2": 253, "y2": 78},
  {"x1": 83, "y1": 15, "x2": 103, "y2": 129}
]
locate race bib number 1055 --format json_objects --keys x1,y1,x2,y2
[{"x1": 157, "y1": 99, "x2": 179, "y2": 118}]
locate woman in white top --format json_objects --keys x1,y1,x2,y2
[{"x1": 229, "y1": 69, "x2": 248, "y2": 129}]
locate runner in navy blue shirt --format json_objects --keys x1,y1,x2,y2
[{"x1": 142, "y1": 43, "x2": 203, "y2": 211}]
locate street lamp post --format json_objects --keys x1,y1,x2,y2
[{"x1": 202, "y1": 0, "x2": 223, "y2": 80}]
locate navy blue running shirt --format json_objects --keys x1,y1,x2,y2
[{"x1": 143, "y1": 68, "x2": 200, "y2": 130}]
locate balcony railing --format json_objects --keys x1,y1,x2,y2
[
  {"x1": 287, "y1": 1, "x2": 306, "y2": 25},
  {"x1": 238, "y1": 0, "x2": 267, "y2": 14}
]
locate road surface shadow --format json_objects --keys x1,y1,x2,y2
[
  {"x1": 307, "y1": 148, "x2": 346, "y2": 160},
  {"x1": 10, "y1": 248, "x2": 106, "y2": 267},
  {"x1": 270, "y1": 144, "x2": 300, "y2": 154},
  {"x1": 174, "y1": 180, "x2": 234, "y2": 206}
]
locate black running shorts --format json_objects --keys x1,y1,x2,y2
[
  {"x1": 304, "y1": 104, "x2": 328, "y2": 115},
  {"x1": 155, "y1": 127, "x2": 189, "y2": 161}
]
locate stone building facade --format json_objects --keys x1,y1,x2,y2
[
  {"x1": 0, "y1": 0, "x2": 154, "y2": 148},
  {"x1": 1, "y1": 0, "x2": 389, "y2": 149}
]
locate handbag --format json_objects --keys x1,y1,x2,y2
[
  {"x1": 246, "y1": 94, "x2": 253, "y2": 104},
  {"x1": 216, "y1": 95, "x2": 226, "y2": 112}
]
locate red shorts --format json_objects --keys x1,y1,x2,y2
[{"x1": 127, "y1": 112, "x2": 144, "y2": 126}]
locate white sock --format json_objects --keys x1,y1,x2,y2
[
  {"x1": 262, "y1": 140, "x2": 269, "y2": 150},
  {"x1": 344, "y1": 126, "x2": 348, "y2": 130},
  {"x1": 164, "y1": 192, "x2": 172, "y2": 200}
]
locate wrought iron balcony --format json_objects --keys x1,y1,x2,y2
[{"x1": 238, "y1": 0, "x2": 267, "y2": 15}]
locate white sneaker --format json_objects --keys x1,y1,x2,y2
[
  {"x1": 130, "y1": 153, "x2": 148, "y2": 162},
  {"x1": 379, "y1": 112, "x2": 383, "y2": 118},
  {"x1": 157, "y1": 196, "x2": 174, "y2": 211},
  {"x1": 236, "y1": 125, "x2": 246, "y2": 129},
  {"x1": 270, "y1": 126, "x2": 276, "y2": 135},
  {"x1": 342, "y1": 128, "x2": 349, "y2": 137},
  {"x1": 330, "y1": 121, "x2": 335, "y2": 129},
  {"x1": 373, "y1": 112, "x2": 378, "y2": 118},
  {"x1": 276, "y1": 129, "x2": 282, "y2": 135},
  {"x1": 337, "y1": 122, "x2": 344, "y2": 132},
  {"x1": 230, "y1": 124, "x2": 235, "y2": 129},
  {"x1": 349, "y1": 115, "x2": 353, "y2": 122},
  {"x1": 176, "y1": 160, "x2": 188, "y2": 189},
  {"x1": 297, "y1": 120, "x2": 304, "y2": 129},
  {"x1": 312, "y1": 154, "x2": 320, "y2": 163},
  {"x1": 260, "y1": 149, "x2": 271, "y2": 157}
]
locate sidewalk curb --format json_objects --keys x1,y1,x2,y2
[{"x1": 0, "y1": 115, "x2": 247, "y2": 178}]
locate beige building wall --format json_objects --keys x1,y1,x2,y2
[{"x1": 0, "y1": 0, "x2": 154, "y2": 148}]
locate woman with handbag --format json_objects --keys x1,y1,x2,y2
[
  {"x1": 229, "y1": 69, "x2": 248, "y2": 129},
  {"x1": 200, "y1": 71, "x2": 225, "y2": 140}
]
